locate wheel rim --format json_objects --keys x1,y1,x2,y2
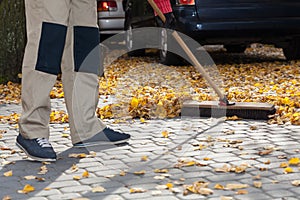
[
  {"x1": 126, "y1": 25, "x2": 133, "y2": 51},
  {"x1": 161, "y1": 28, "x2": 168, "y2": 58}
]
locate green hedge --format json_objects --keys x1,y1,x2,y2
[{"x1": 0, "y1": 0, "x2": 26, "y2": 84}]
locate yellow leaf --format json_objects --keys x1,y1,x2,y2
[
  {"x1": 73, "y1": 176, "x2": 81, "y2": 180},
  {"x1": 166, "y1": 182, "x2": 173, "y2": 189},
  {"x1": 288, "y1": 157, "x2": 300, "y2": 165},
  {"x1": 284, "y1": 167, "x2": 294, "y2": 173},
  {"x1": 61, "y1": 133, "x2": 69, "y2": 138},
  {"x1": 280, "y1": 162, "x2": 289, "y2": 168},
  {"x1": 141, "y1": 155, "x2": 148, "y2": 161},
  {"x1": 140, "y1": 117, "x2": 146, "y2": 123},
  {"x1": 44, "y1": 188, "x2": 51, "y2": 191},
  {"x1": 161, "y1": 130, "x2": 169, "y2": 138},
  {"x1": 92, "y1": 186, "x2": 106, "y2": 193},
  {"x1": 82, "y1": 171, "x2": 89, "y2": 178},
  {"x1": 3, "y1": 170, "x2": 13, "y2": 177},
  {"x1": 203, "y1": 157, "x2": 212, "y2": 161},
  {"x1": 214, "y1": 184, "x2": 225, "y2": 190},
  {"x1": 130, "y1": 97, "x2": 139, "y2": 108},
  {"x1": 18, "y1": 184, "x2": 35, "y2": 194}
]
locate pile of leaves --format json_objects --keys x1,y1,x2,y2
[{"x1": 1, "y1": 46, "x2": 300, "y2": 125}]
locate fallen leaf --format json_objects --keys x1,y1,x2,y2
[
  {"x1": 24, "y1": 175, "x2": 36, "y2": 180},
  {"x1": 280, "y1": 162, "x2": 289, "y2": 168},
  {"x1": 82, "y1": 171, "x2": 89, "y2": 178},
  {"x1": 214, "y1": 184, "x2": 225, "y2": 190},
  {"x1": 38, "y1": 165, "x2": 48, "y2": 175},
  {"x1": 68, "y1": 153, "x2": 87, "y2": 158},
  {"x1": 154, "y1": 169, "x2": 169, "y2": 173},
  {"x1": 226, "y1": 183, "x2": 249, "y2": 190},
  {"x1": 3, "y1": 170, "x2": 12, "y2": 177},
  {"x1": 92, "y1": 186, "x2": 106, "y2": 193},
  {"x1": 18, "y1": 184, "x2": 35, "y2": 194},
  {"x1": 253, "y1": 181, "x2": 262, "y2": 188},
  {"x1": 141, "y1": 155, "x2": 148, "y2": 161},
  {"x1": 134, "y1": 170, "x2": 146, "y2": 175},
  {"x1": 166, "y1": 182, "x2": 173, "y2": 189},
  {"x1": 2, "y1": 195, "x2": 12, "y2": 200},
  {"x1": 284, "y1": 167, "x2": 294, "y2": 173},
  {"x1": 236, "y1": 189, "x2": 248, "y2": 195},
  {"x1": 291, "y1": 180, "x2": 300, "y2": 186},
  {"x1": 258, "y1": 149, "x2": 273, "y2": 156},
  {"x1": 120, "y1": 170, "x2": 127, "y2": 176},
  {"x1": 129, "y1": 188, "x2": 147, "y2": 193},
  {"x1": 289, "y1": 157, "x2": 300, "y2": 165},
  {"x1": 73, "y1": 176, "x2": 81, "y2": 180},
  {"x1": 161, "y1": 130, "x2": 169, "y2": 138},
  {"x1": 220, "y1": 196, "x2": 233, "y2": 200},
  {"x1": 203, "y1": 157, "x2": 212, "y2": 161}
]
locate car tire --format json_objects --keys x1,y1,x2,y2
[
  {"x1": 159, "y1": 28, "x2": 185, "y2": 65},
  {"x1": 125, "y1": 20, "x2": 145, "y2": 57},
  {"x1": 225, "y1": 45, "x2": 247, "y2": 53},
  {"x1": 282, "y1": 38, "x2": 300, "y2": 60}
]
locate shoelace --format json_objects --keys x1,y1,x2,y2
[{"x1": 36, "y1": 138, "x2": 52, "y2": 148}]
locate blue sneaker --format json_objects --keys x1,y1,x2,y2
[
  {"x1": 16, "y1": 134, "x2": 57, "y2": 162},
  {"x1": 74, "y1": 127, "x2": 130, "y2": 147}
]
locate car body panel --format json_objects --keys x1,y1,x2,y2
[{"x1": 98, "y1": 0, "x2": 125, "y2": 35}]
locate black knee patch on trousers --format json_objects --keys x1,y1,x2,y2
[
  {"x1": 74, "y1": 26, "x2": 100, "y2": 74},
  {"x1": 35, "y1": 22, "x2": 67, "y2": 75}
]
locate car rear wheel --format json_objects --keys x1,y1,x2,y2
[
  {"x1": 159, "y1": 28, "x2": 184, "y2": 65},
  {"x1": 282, "y1": 38, "x2": 300, "y2": 60},
  {"x1": 125, "y1": 21, "x2": 145, "y2": 57},
  {"x1": 225, "y1": 45, "x2": 247, "y2": 53}
]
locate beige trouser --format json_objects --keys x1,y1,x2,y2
[{"x1": 19, "y1": 0, "x2": 106, "y2": 144}]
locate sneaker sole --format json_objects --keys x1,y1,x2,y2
[
  {"x1": 73, "y1": 138, "x2": 130, "y2": 148},
  {"x1": 16, "y1": 142, "x2": 56, "y2": 162}
]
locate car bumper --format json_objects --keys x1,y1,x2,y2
[{"x1": 98, "y1": 18, "x2": 125, "y2": 34}]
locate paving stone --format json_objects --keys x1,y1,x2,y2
[
  {"x1": 59, "y1": 185, "x2": 92, "y2": 193},
  {"x1": 48, "y1": 193, "x2": 81, "y2": 200}
]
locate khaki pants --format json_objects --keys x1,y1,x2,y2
[{"x1": 19, "y1": 0, "x2": 105, "y2": 144}]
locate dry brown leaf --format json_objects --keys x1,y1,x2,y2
[
  {"x1": 38, "y1": 165, "x2": 48, "y2": 175},
  {"x1": 134, "y1": 170, "x2": 146, "y2": 175},
  {"x1": 253, "y1": 181, "x2": 262, "y2": 188},
  {"x1": 154, "y1": 169, "x2": 169, "y2": 173},
  {"x1": 258, "y1": 149, "x2": 273, "y2": 156},
  {"x1": 2, "y1": 195, "x2": 12, "y2": 200},
  {"x1": 236, "y1": 189, "x2": 248, "y2": 195},
  {"x1": 226, "y1": 183, "x2": 249, "y2": 190}
]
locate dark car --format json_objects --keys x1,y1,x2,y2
[{"x1": 123, "y1": 0, "x2": 300, "y2": 64}]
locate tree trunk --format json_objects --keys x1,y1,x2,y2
[{"x1": 0, "y1": 0, "x2": 26, "y2": 84}]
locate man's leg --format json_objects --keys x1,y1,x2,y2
[
  {"x1": 61, "y1": 0, "x2": 130, "y2": 146},
  {"x1": 17, "y1": 0, "x2": 70, "y2": 161}
]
